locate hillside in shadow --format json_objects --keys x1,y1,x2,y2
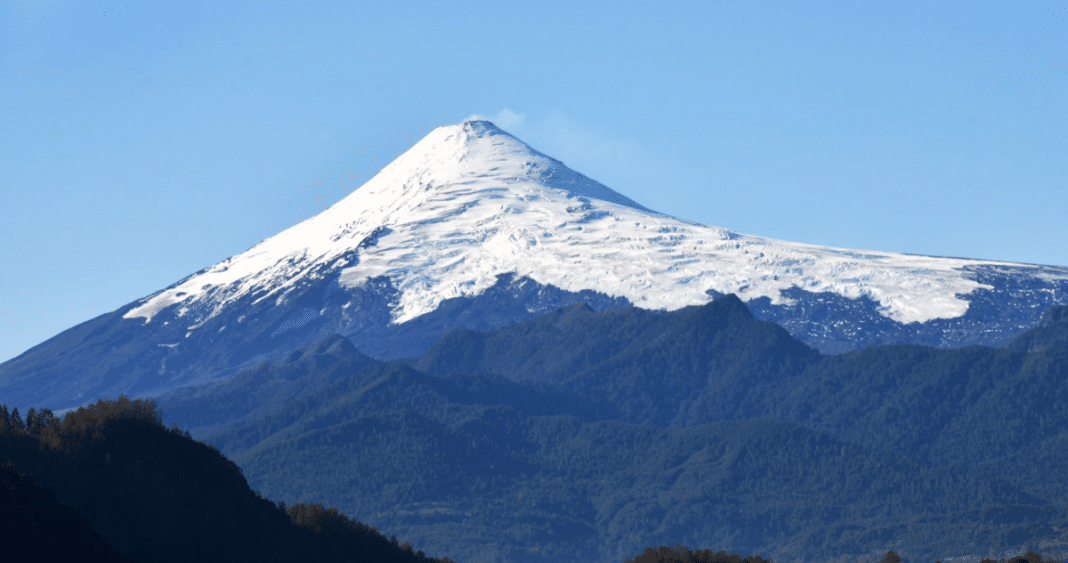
[{"x1": 0, "y1": 396, "x2": 458, "y2": 563}]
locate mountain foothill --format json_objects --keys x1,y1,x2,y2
[
  {"x1": 8, "y1": 294, "x2": 1054, "y2": 563},
  {"x1": 6, "y1": 296, "x2": 1068, "y2": 561}
]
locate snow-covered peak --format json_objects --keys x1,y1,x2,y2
[
  {"x1": 123, "y1": 120, "x2": 1062, "y2": 330},
  {"x1": 334, "y1": 120, "x2": 651, "y2": 214}
]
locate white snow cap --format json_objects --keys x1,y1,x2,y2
[{"x1": 125, "y1": 119, "x2": 1045, "y2": 328}]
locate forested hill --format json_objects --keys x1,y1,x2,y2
[
  {"x1": 412, "y1": 298, "x2": 1068, "y2": 503},
  {"x1": 0, "y1": 396, "x2": 458, "y2": 563},
  {"x1": 140, "y1": 297, "x2": 1068, "y2": 563},
  {"x1": 413, "y1": 294, "x2": 819, "y2": 389}
]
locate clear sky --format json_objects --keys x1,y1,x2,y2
[{"x1": 2, "y1": 1, "x2": 1066, "y2": 363}]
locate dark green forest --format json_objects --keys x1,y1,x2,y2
[
  {"x1": 0, "y1": 396, "x2": 457, "y2": 562},
  {"x1": 3, "y1": 396, "x2": 1066, "y2": 563},
  {"x1": 6, "y1": 295, "x2": 1068, "y2": 562},
  {"x1": 142, "y1": 296, "x2": 1068, "y2": 563}
]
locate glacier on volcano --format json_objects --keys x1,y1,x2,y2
[{"x1": 124, "y1": 120, "x2": 1035, "y2": 331}]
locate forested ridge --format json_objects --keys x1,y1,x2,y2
[
  {"x1": 410, "y1": 296, "x2": 1068, "y2": 504},
  {"x1": 141, "y1": 298, "x2": 1068, "y2": 563},
  {"x1": 4, "y1": 397, "x2": 1064, "y2": 563},
  {"x1": 0, "y1": 396, "x2": 457, "y2": 562},
  {"x1": 201, "y1": 385, "x2": 1067, "y2": 563},
  {"x1": 6, "y1": 295, "x2": 1068, "y2": 562}
]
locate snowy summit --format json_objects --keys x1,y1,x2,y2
[{"x1": 126, "y1": 120, "x2": 1041, "y2": 329}]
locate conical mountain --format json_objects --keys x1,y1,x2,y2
[
  {"x1": 3, "y1": 120, "x2": 1068, "y2": 411},
  {"x1": 120, "y1": 121, "x2": 1047, "y2": 329},
  {"x1": 121, "y1": 120, "x2": 653, "y2": 327}
]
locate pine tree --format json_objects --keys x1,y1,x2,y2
[
  {"x1": 10, "y1": 407, "x2": 25, "y2": 432},
  {"x1": 27, "y1": 407, "x2": 55, "y2": 436}
]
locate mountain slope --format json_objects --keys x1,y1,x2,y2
[{"x1": 4, "y1": 120, "x2": 1068, "y2": 413}]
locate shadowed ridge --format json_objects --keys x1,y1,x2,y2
[
  {"x1": 153, "y1": 334, "x2": 381, "y2": 433},
  {"x1": 282, "y1": 333, "x2": 362, "y2": 370},
  {"x1": 544, "y1": 301, "x2": 599, "y2": 330},
  {"x1": 411, "y1": 300, "x2": 604, "y2": 377},
  {"x1": 0, "y1": 397, "x2": 458, "y2": 563},
  {"x1": 690, "y1": 292, "x2": 756, "y2": 323},
  {"x1": 411, "y1": 328, "x2": 488, "y2": 377},
  {"x1": 413, "y1": 293, "x2": 819, "y2": 398},
  {"x1": 556, "y1": 294, "x2": 820, "y2": 426},
  {"x1": 1008, "y1": 305, "x2": 1068, "y2": 352}
]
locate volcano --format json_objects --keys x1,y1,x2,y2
[{"x1": 3, "y1": 120, "x2": 1068, "y2": 411}]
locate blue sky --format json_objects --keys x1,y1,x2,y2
[{"x1": 1, "y1": 1, "x2": 1066, "y2": 363}]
